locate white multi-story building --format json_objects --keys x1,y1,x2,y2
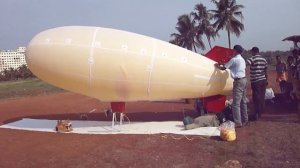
[{"x1": 0, "y1": 47, "x2": 26, "y2": 72}]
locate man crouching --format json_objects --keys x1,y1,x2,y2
[{"x1": 183, "y1": 112, "x2": 228, "y2": 130}]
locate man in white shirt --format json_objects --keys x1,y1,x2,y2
[{"x1": 215, "y1": 45, "x2": 248, "y2": 127}]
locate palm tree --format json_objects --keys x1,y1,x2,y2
[
  {"x1": 17, "y1": 65, "x2": 34, "y2": 79},
  {"x1": 170, "y1": 14, "x2": 205, "y2": 52},
  {"x1": 191, "y1": 3, "x2": 217, "y2": 49},
  {"x1": 210, "y1": 0, "x2": 244, "y2": 48},
  {"x1": 2, "y1": 68, "x2": 17, "y2": 81}
]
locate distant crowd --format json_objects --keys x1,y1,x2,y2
[{"x1": 275, "y1": 49, "x2": 300, "y2": 97}]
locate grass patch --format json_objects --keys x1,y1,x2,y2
[{"x1": 0, "y1": 78, "x2": 64, "y2": 100}]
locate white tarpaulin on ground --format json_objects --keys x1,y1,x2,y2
[{"x1": 0, "y1": 118, "x2": 220, "y2": 136}]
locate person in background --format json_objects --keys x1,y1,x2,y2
[
  {"x1": 287, "y1": 55, "x2": 296, "y2": 84},
  {"x1": 285, "y1": 55, "x2": 296, "y2": 99},
  {"x1": 292, "y1": 49, "x2": 300, "y2": 83},
  {"x1": 247, "y1": 47, "x2": 268, "y2": 120},
  {"x1": 215, "y1": 45, "x2": 248, "y2": 127},
  {"x1": 292, "y1": 49, "x2": 300, "y2": 99},
  {"x1": 275, "y1": 55, "x2": 287, "y2": 92},
  {"x1": 293, "y1": 49, "x2": 300, "y2": 67},
  {"x1": 291, "y1": 49, "x2": 300, "y2": 122}
]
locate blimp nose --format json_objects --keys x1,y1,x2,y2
[
  {"x1": 25, "y1": 34, "x2": 48, "y2": 80},
  {"x1": 26, "y1": 36, "x2": 46, "y2": 76},
  {"x1": 25, "y1": 32, "x2": 65, "y2": 83},
  {"x1": 25, "y1": 27, "x2": 93, "y2": 96}
]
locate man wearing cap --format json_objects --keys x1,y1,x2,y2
[
  {"x1": 215, "y1": 45, "x2": 248, "y2": 127},
  {"x1": 247, "y1": 47, "x2": 268, "y2": 120}
]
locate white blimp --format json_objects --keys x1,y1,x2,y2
[{"x1": 26, "y1": 26, "x2": 233, "y2": 103}]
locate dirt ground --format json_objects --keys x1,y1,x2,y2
[{"x1": 0, "y1": 70, "x2": 300, "y2": 168}]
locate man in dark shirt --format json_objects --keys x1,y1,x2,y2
[{"x1": 247, "y1": 47, "x2": 268, "y2": 120}]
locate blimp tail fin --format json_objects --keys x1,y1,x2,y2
[
  {"x1": 205, "y1": 46, "x2": 234, "y2": 64},
  {"x1": 198, "y1": 46, "x2": 234, "y2": 113}
]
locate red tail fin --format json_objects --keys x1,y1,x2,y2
[
  {"x1": 198, "y1": 46, "x2": 233, "y2": 113},
  {"x1": 205, "y1": 46, "x2": 234, "y2": 64}
]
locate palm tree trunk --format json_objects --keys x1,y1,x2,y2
[
  {"x1": 227, "y1": 30, "x2": 231, "y2": 49},
  {"x1": 206, "y1": 36, "x2": 212, "y2": 49},
  {"x1": 193, "y1": 43, "x2": 197, "y2": 53}
]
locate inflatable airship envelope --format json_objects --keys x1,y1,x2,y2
[{"x1": 26, "y1": 26, "x2": 233, "y2": 102}]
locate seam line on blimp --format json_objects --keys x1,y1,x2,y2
[
  {"x1": 193, "y1": 74, "x2": 211, "y2": 80},
  {"x1": 36, "y1": 41, "x2": 214, "y2": 72},
  {"x1": 147, "y1": 39, "x2": 157, "y2": 96},
  {"x1": 88, "y1": 28, "x2": 99, "y2": 91}
]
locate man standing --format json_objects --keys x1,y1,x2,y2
[
  {"x1": 247, "y1": 47, "x2": 268, "y2": 120},
  {"x1": 215, "y1": 45, "x2": 248, "y2": 127}
]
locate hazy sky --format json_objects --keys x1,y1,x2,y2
[{"x1": 0, "y1": 0, "x2": 299, "y2": 52}]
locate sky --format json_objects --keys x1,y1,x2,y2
[{"x1": 0, "y1": 0, "x2": 299, "y2": 52}]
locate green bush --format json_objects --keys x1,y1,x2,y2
[{"x1": 0, "y1": 65, "x2": 35, "y2": 81}]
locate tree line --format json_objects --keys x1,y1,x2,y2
[
  {"x1": 170, "y1": 0, "x2": 244, "y2": 52},
  {"x1": 169, "y1": 0, "x2": 292, "y2": 66},
  {"x1": 0, "y1": 65, "x2": 35, "y2": 81},
  {"x1": 244, "y1": 50, "x2": 293, "y2": 67}
]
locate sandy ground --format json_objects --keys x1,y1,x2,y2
[{"x1": 0, "y1": 70, "x2": 300, "y2": 168}]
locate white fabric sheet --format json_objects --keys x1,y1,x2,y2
[{"x1": 0, "y1": 118, "x2": 220, "y2": 136}]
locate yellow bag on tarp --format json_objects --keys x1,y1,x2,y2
[{"x1": 219, "y1": 121, "x2": 236, "y2": 141}]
